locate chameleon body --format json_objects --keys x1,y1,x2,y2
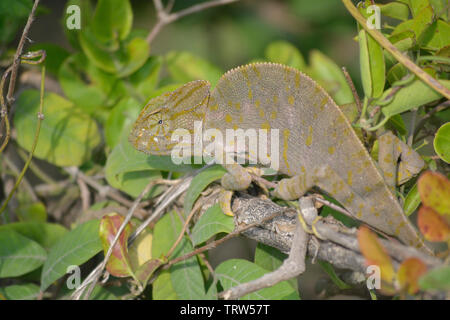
[{"x1": 129, "y1": 63, "x2": 429, "y2": 252}]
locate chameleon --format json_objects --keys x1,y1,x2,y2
[{"x1": 129, "y1": 62, "x2": 431, "y2": 254}]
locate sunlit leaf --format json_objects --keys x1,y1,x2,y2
[
  {"x1": 397, "y1": 257, "x2": 427, "y2": 295},
  {"x1": 379, "y1": 79, "x2": 450, "y2": 118},
  {"x1": 433, "y1": 122, "x2": 450, "y2": 164},
  {"x1": 14, "y1": 90, "x2": 101, "y2": 167},
  {"x1": 418, "y1": 171, "x2": 450, "y2": 216},
  {"x1": 91, "y1": 0, "x2": 132, "y2": 44},
  {"x1": 357, "y1": 226, "x2": 395, "y2": 285},
  {"x1": 417, "y1": 206, "x2": 450, "y2": 242},
  {"x1": 166, "y1": 51, "x2": 223, "y2": 86},
  {"x1": 358, "y1": 28, "x2": 385, "y2": 98},
  {"x1": 308, "y1": 50, "x2": 354, "y2": 105},
  {"x1": 265, "y1": 41, "x2": 306, "y2": 71},
  {"x1": 99, "y1": 213, "x2": 134, "y2": 278}
]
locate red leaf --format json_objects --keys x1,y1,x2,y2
[
  {"x1": 357, "y1": 226, "x2": 396, "y2": 286},
  {"x1": 398, "y1": 258, "x2": 427, "y2": 295},
  {"x1": 99, "y1": 213, "x2": 134, "y2": 277},
  {"x1": 418, "y1": 171, "x2": 450, "y2": 217},
  {"x1": 418, "y1": 206, "x2": 450, "y2": 242}
]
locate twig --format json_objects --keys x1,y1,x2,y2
[
  {"x1": 219, "y1": 198, "x2": 310, "y2": 300},
  {"x1": 64, "y1": 167, "x2": 147, "y2": 218},
  {"x1": 146, "y1": 0, "x2": 239, "y2": 44},
  {"x1": 342, "y1": 67, "x2": 362, "y2": 112},
  {"x1": 342, "y1": 0, "x2": 450, "y2": 100},
  {"x1": 82, "y1": 180, "x2": 155, "y2": 300},
  {"x1": 6, "y1": 0, "x2": 40, "y2": 104},
  {"x1": 0, "y1": 64, "x2": 46, "y2": 216},
  {"x1": 71, "y1": 172, "x2": 196, "y2": 300}
]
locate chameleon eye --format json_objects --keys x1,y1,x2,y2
[{"x1": 158, "y1": 119, "x2": 163, "y2": 125}]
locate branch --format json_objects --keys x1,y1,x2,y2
[
  {"x1": 231, "y1": 194, "x2": 441, "y2": 270},
  {"x1": 342, "y1": 0, "x2": 450, "y2": 100},
  {"x1": 146, "y1": 0, "x2": 239, "y2": 44}
]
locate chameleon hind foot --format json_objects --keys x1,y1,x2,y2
[{"x1": 219, "y1": 189, "x2": 234, "y2": 217}]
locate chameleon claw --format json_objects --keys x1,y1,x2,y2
[{"x1": 219, "y1": 189, "x2": 235, "y2": 217}]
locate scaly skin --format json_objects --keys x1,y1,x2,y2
[{"x1": 129, "y1": 62, "x2": 430, "y2": 253}]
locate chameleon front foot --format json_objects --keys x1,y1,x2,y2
[{"x1": 219, "y1": 190, "x2": 235, "y2": 217}]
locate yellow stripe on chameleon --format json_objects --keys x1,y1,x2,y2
[
  {"x1": 271, "y1": 111, "x2": 277, "y2": 119},
  {"x1": 295, "y1": 73, "x2": 300, "y2": 88},
  {"x1": 282, "y1": 129, "x2": 292, "y2": 175},
  {"x1": 328, "y1": 146, "x2": 335, "y2": 155},
  {"x1": 305, "y1": 126, "x2": 313, "y2": 147},
  {"x1": 288, "y1": 95, "x2": 295, "y2": 105},
  {"x1": 235, "y1": 102, "x2": 241, "y2": 110},
  {"x1": 172, "y1": 83, "x2": 204, "y2": 109},
  {"x1": 252, "y1": 64, "x2": 261, "y2": 78},
  {"x1": 261, "y1": 121, "x2": 271, "y2": 130},
  {"x1": 320, "y1": 96, "x2": 328, "y2": 111},
  {"x1": 347, "y1": 171, "x2": 353, "y2": 186}
]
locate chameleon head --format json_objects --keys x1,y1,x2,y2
[{"x1": 129, "y1": 80, "x2": 210, "y2": 155}]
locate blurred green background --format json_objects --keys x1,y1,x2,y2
[{"x1": 23, "y1": 0, "x2": 362, "y2": 88}]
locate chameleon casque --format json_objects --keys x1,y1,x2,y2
[{"x1": 129, "y1": 62, "x2": 430, "y2": 253}]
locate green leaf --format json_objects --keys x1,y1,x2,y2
[
  {"x1": 91, "y1": 0, "x2": 132, "y2": 45},
  {"x1": 14, "y1": 90, "x2": 101, "y2": 167},
  {"x1": 265, "y1": 41, "x2": 306, "y2": 71},
  {"x1": 129, "y1": 56, "x2": 163, "y2": 100},
  {"x1": 380, "y1": 2, "x2": 410, "y2": 21},
  {"x1": 215, "y1": 259, "x2": 300, "y2": 300},
  {"x1": 152, "y1": 211, "x2": 182, "y2": 258},
  {"x1": 152, "y1": 211, "x2": 206, "y2": 299},
  {"x1": 170, "y1": 236, "x2": 206, "y2": 299},
  {"x1": 308, "y1": 50, "x2": 354, "y2": 105},
  {"x1": 423, "y1": 20, "x2": 450, "y2": 51},
  {"x1": 105, "y1": 97, "x2": 142, "y2": 149},
  {"x1": 358, "y1": 29, "x2": 385, "y2": 99},
  {"x1": 404, "y1": 183, "x2": 421, "y2": 216},
  {"x1": 433, "y1": 122, "x2": 450, "y2": 163},
  {"x1": 80, "y1": 29, "x2": 150, "y2": 77},
  {"x1": 318, "y1": 261, "x2": 351, "y2": 290},
  {"x1": 419, "y1": 265, "x2": 450, "y2": 290},
  {"x1": 0, "y1": 229, "x2": 47, "y2": 278},
  {"x1": 58, "y1": 53, "x2": 125, "y2": 112},
  {"x1": 380, "y1": 79, "x2": 450, "y2": 118},
  {"x1": 40, "y1": 220, "x2": 102, "y2": 291},
  {"x1": 16, "y1": 201, "x2": 47, "y2": 222},
  {"x1": 0, "y1": 283, "x2": 40, "y2": 300},
  {"x1": 166, "y1": 51, "x2": 223, "y2": 86},
  {"x1": 0, "y1": 222, "x2": 67, "y2": 250},
  {"x1": 184, "y1": 165, "x2": 226, "y2": 215},
  {"x1": 63, "y1": 0, "x2": 93, "y2": 50},
  {"x1": 153, "y1": 269, "x2": 178, "y2": 300},
  {"x1": 191, "y1": 204, "x2": 234, "y2": 246},
  {"x1": 254, "y1": 243, "x2": 298, "y2": 291},
  {"x1": 105, "y1": 128, "x2": 193, "y2": 198}
]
